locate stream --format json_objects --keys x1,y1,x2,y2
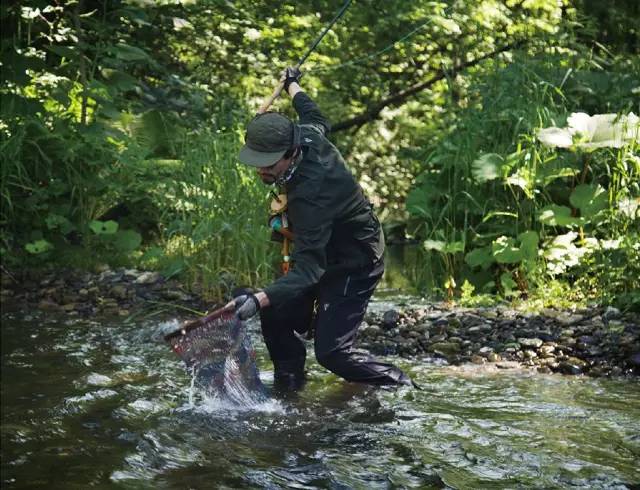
[{"x1": 2, "y1": 302, "x2": 639, "y2": 489}]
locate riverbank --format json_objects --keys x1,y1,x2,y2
[
  {"x1": 361, "y1": 304, "x2": 640, "y2": 377},
  {"x1": 1, "y1": 267, "x2": 638, "y2": 377}
]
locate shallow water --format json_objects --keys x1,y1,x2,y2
[{"x1": 2, "y1": 305, "x2": 639, "y2": 489}]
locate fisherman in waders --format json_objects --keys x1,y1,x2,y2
[{"x1": 232, "y1": 68, "x2": 415, "y2": 390}]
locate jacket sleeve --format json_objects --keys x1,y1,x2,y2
[
  {"x1": 292, "y1": 92, "x2": 331, "y2": 136},
  {"x1": 263, "y1": 192, "x2": 331, "y2": 307}
]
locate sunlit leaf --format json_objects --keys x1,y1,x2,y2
[
  {"x1": 25, "y1": 239, "x2": 53, "y2": 254},
  {"x1": 471, "y1": 153, "x2": 503, "y2": 182},
  {"x1": 89, "y1": 220, "x2": 119, "y2": 235},
  {"x1": 538, "y1": 205, "x2": 583, "y2": 227},
  {"x1": 492, "y1": 236, "x2": 522, "y2": 264},
  {"x1": 570, "y1": 184, "x2": 608, "y2": 216}
]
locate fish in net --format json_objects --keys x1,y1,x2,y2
[{"x1": 165, "y1": 306, "x2": 267, "y2": 403}]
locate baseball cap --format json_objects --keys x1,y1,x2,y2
[{"x1": 238, "y1": 112, "x2": 294, "y2": 167}]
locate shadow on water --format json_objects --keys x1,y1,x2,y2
[{"x1": 2, "y1": 306, "x2": 640, "y2": 489}]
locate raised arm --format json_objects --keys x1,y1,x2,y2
[{"x1": 281, "y1": 68, "x2": 331, "y2": 135}]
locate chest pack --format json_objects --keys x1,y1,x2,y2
[{"x1": 268, "y1": 192, "x2": 294, "y2": 275}]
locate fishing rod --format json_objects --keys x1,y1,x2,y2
[{"x1": 257, "y1": 0, "x2": 353, "y2": 114}]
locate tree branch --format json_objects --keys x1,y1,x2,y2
[{"x1": 331, "y1": 40, "x2": 526, "y2": 133}]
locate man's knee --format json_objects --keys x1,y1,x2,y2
[{"x1": 315, "y1": 350, "x2": 349, "y2": 376}]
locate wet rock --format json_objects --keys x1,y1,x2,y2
[
  {"x1": 539, "y1": 345, "x2": 556, "y2": 357},
  {"x1": 558, "y1": 361, "x2": 583, "y2": 375},
  {"x1": 37, "y1": 299, "x2": 62, "y2": 312},
  {"x1": 487, "y1": 352, "x2": 502, "y2": 362},
  {"x1": 430, "y1": 341, "x2": 461, "y2": 357},
  {"x1": 496, "y1": 361, "x2": 520, "y2": 369},
  {"x1": 518, "y1": 337, "x2": 543, "y2": 349}
]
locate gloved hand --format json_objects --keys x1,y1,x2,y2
[
  {"x1": 233, "y1": 294, "x2": 261, "y2": 321},
  {"x1": 281, "y1": 66, "x2": 302, "y2": 91}
]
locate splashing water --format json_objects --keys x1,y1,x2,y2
[{"x1": 164, "y1": 310, "x2": 269, "y2": 407}]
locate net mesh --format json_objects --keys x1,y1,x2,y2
[{"x1": 166, "y1": 310, "x2": 267, "y2": 403}]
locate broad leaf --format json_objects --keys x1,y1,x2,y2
[
  {"x1": 538, "y1": 205, "x2": 583, "y2": 227},
  {"x1": 492, "y1": 236, "x2": 522, "y2": 264},
  {"x1": 114, "y1": 230, "x2": 142, "y2": 252},
  {"x1": 570, "y1": 184, "x2": 608, "y2": 216},
  {"x1": 465, "y1": 246, "x2": 494, "y2": 270},
  {"x1": 518, "y1": 231, "x2": 539, "y2": 262},
  {"x1": 471, "y1": 153, "x2": 503, "y2": 183},
  {"x1": 25, "y1": 239, "x2": 53, "y2": 254},
  {"x1": 89, "y1": 220, "x2": 119, "y2": 235}
]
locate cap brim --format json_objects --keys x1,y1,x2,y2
[{"x1": 238, "y1": 144, "x2": 287, "y2": 167}]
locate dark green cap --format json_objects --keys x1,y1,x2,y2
[{"x1": 238, "y1": 112, "x2": 294, "y2": 167}]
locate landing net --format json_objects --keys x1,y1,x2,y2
[{"x1": 165, "y1": 309, "x2": 267, "y2": 404}]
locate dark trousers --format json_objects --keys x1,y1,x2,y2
[{"x1": 259, "y1": 264, "x2": 408, "y2": 385}]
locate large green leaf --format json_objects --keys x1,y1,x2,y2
[
  {"x1": 492, "y1": 236, "x2": 522, "y2": 264},
  {"x1": 465, "y1": 245, "x2": 494, "y2": 270},
  {"x1": 109, "y1": 43, "x2": 150, "y2": 62},
  {"x1": 471, "y1": 153, "x2": 503, "y2": 183},
  {"x1": 114, "y1": 230, "x2": 142, "y2": 252},
  {"x1": 570, "y1": 184, "x2": 608, "y2": 216},
  {"x1": 518, "y1": 231, "x2": 539, "y2": 262},
  {"x1": 538, "y1": 205, "x2": 583, "y2": 227},
  {"x1": 25, "y1": 239, "x2": 53, "y2": 254},
  {"x1": 89, "y1": 220, "x2": 119, "y2": 235}
]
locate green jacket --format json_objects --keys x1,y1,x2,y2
[{"x1": 264, "y1": 92, "x2": 384, "y2": 307}]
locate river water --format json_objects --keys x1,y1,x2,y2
[{"x1": 2, "y1": 305, "x2": 639, "y2": 489}]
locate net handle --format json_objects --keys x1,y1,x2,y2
[{"x1": 164, "y1": 303, "x2": 235, "y2": 342}]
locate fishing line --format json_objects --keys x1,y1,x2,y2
[{"x1": 308, "y1": 5, "x2": 454, "y2": 73}]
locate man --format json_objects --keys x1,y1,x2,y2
[{"x1": 231, "y1": 68, "x2": 414, "y2": 390}]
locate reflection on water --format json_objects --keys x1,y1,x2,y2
[{"x1": 2, "y1": 310, "x2": 639, "y2": 489}]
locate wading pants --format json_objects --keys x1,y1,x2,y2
[{"x1": 259, "y1": 263, "x2": 410, "y2": 386}]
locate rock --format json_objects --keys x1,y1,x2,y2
[
  {"x1": 110, "y1": 285, "x2": 128, "y2": 300},
  {"x1": 557, "y1": 313, "x2": 584, "y2": 325},
  {"x1": 430, "y1": 334, "x2": 447, "y2": 343},
  {"x1": 537, "y1": 366, "x2": 552, "y2": 374},
  {"x1": 487, "y1": 352, "x2": 502, "y2": 362},
  {"x1": 557, "y1": 361, "x2": 583, "y2": 375},
  {"x1": 478, "y1": 346, "x2": 494, "y2": 356},
  {"x1": 539, "y1": 345, "x2": 556, "y2": 357},
  {"x1": 495, "y1": 361, "x2": 520, "y2": 369},
  {"x1": 62, "y1": 303, "x2": 76, "y2": 312},
  {"x1": 134, "y1": 272, "x2": 161, "y2": 285},
  {"x1": 78, "y1": 288, "x2": 89, "y2": 297},
  {"x1": 430, "y1": 342, "x2": 461, "y2": 357},
  {"x1": 518, "y1": 337, "x2": 543, "y2": 349},
  {"x1": 161, "y1": 290, "x2": 191, "y2": 301},
  {"x1": 471, "y1": 355, "x2": 485, "y2": 364},
  {"x1": 37, "y1": 299, "x2": 61, "y2": 312},
  {"x1": 523, "y1": 349, "x2": 537, "y2": 359},
  {"x1": 603, "y1": 306, "x2": 621, "y2": 321},
  {"x1": 382, "y1": 310, "x2": 400, "y2": 330},
  {"x1": 629, "y1": 352, "x2": 640, "y2": 368}
]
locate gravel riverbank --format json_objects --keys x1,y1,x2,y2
[{"x1": 2, "y1": 267, "x2": 638, "y2": 377}]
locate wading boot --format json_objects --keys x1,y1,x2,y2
[{"x1": 273, "y1": 358, "x2": 306, "y2": 392}]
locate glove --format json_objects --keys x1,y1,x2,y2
[
  {"x1": 282, "y1": 66, "x2": 302, "y2": 91},
  {"x1": 234, "y1": 294, "x2": 261, "y2": 321}
]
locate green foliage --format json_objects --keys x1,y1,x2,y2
[{"x1": 1, "y1": 0, "x2": 638, "y2": 309}]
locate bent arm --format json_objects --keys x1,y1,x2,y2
[{"x1": 286, "y1": 82, "x2": 331, "y2": 135}]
